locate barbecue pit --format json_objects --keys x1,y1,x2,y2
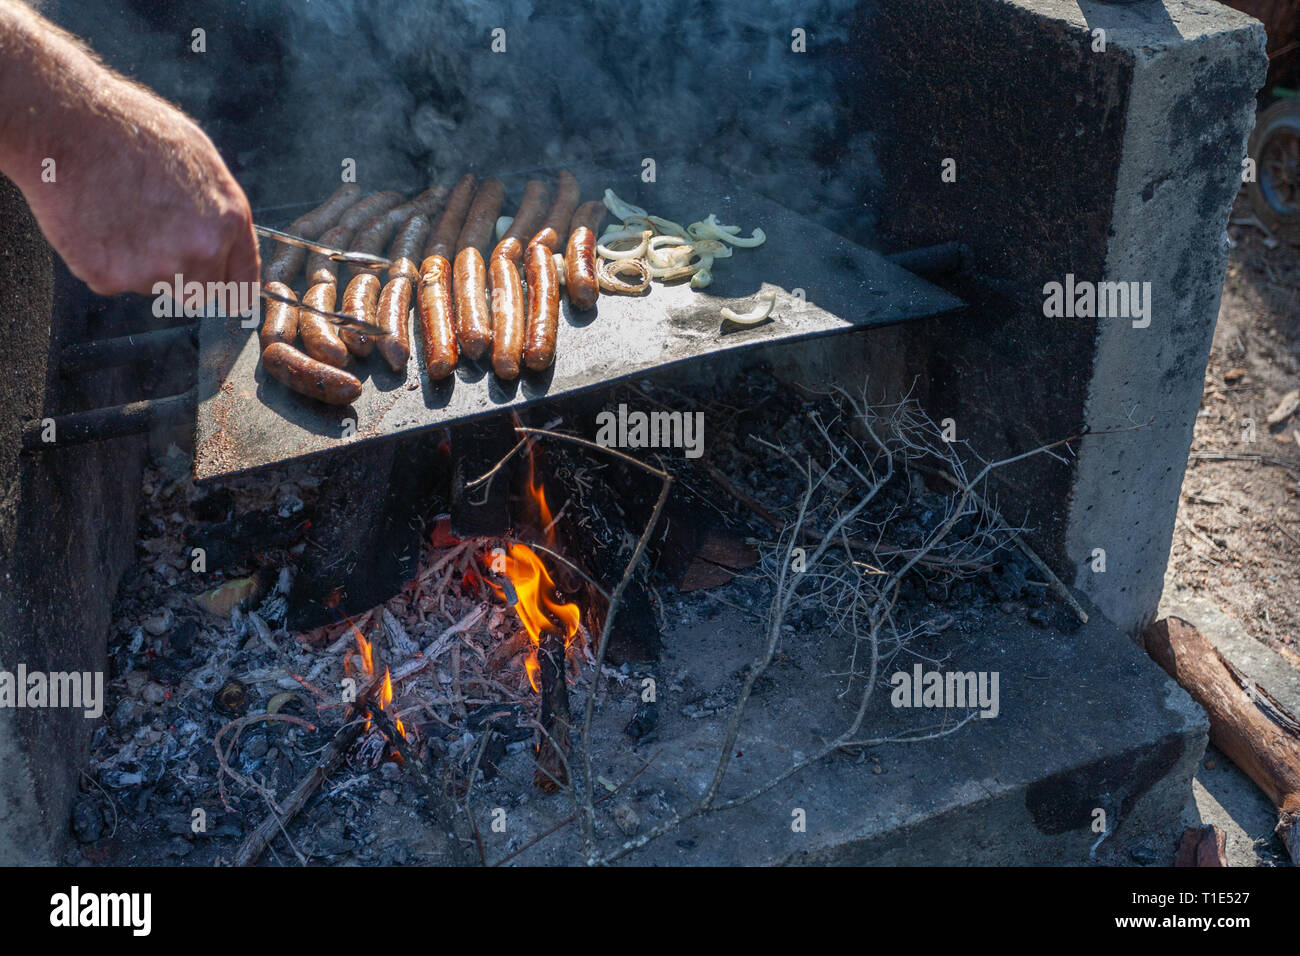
[{"x1": 0, "y1": 0, "x2": 1270, "y2": 869}]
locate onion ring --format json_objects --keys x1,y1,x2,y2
[
  {"x1": 721, "y1": 292, "x2": 777, "y2": 325},
  {"x1": 597, "y1": 230, "x2": 651, "y2": 261},
  {"x1": 598, "y1": 257, "x2": 651, "y2": 294}
]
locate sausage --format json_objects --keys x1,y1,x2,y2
[
  {"x1": 522, "y1": 240, "x2": 559, "y2": 371},
  {"x1": 306, "y1": 191, "x2": 403, "y2": 285},
  {"x1": 298, "y1": 282, "x2": 350, "y2": 368},
  {"x1": 263, "y1": 183, "x2": 360, "y2": 284},
  {"x1": 339, "y1": 272, "x2": 380, "y2": 357},
  {"x1": 452, "y1": 247, "x2": 491, "y2": 360},
  {"x1": 388, "y1": 212, "x2": 433, "y2": 283},
  {"x1": 350, "y1": 185, "x2": 448, "y2": 268},
  {"x1": 337, "y1": 190, "x2": 403, "y2": 232},
  {"x1": 259, "y1": 281, "x2": 300, "y2": 350},
  {"x1": 564, "y1": 200, "x2": 607, "y2": 311},
  {"x1": 416, "y1": 256, "x2": 458, "y2": 380},
  {"x1": 454, "y1": 179, "x2": 506, "y2": 256},
  {"x1": 530, "y1": 170, "x2": 579, "y2": 252},
  {"x1": 564, "y1": 227, "x2": 599, "y2": 311},
  {"x1": 425, "y1": 174, "x2": 477, "y2": 260},
  {"x1": 261, "y1": 342, "x2": 363, "y2": 406},
  {"x1": 489, "y1": 251, "x2": 525, "y2": 379},
  {"x1": 498, "y1": 180, "x2": 550, "y2": 250},
  {"x1": 374, "y1": 276, "x2": 413, "y2": 373},
  {"x1": 568, "y1": 199, "x2": 607, "y2": 235}
]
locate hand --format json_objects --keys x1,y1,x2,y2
[{"x1": 20, "y1": 78, "x2": 259, "y2": 296}]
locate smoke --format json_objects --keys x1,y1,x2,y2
[{"x1": 48, "y1": 0, "x2": 878, "y2": 241}]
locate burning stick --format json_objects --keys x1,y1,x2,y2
[{"x1": 534, "y1": 627, "x2": 572, "y2": 793}]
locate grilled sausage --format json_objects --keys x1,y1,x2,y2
[
  {"x1": 499, "y1": 180, "x2": 551, "y2": 249},
  {"x1": 337, "y1": 190, "x2": 403, "y2": 232},
  {"x1": 374, "y1": 275, "x2": 413, "y2": 373},
  {"x1": 259, "y1": 281, "x2": 300, "y2": 350},
  {"x1": 298, "y1": 282, "x2": 350, "y2": 368},
  {"x1": 564, "y1": 200, "x2": 607, "y2": 311},
  {"x1": 530, "y1": 170, "x2": 579, "y2": 252},
  {"x1": 447, "y1": 179, "x2": 503, "y2": 360},
  {"x1": 522, "y1": 240, "x2": 559, "y2": 371},
  {"x1": 564, "y1": 228, "x2": 599, "y2": 311},
  {"x1": 306, "y1": 191, "x2": 403, "y2": 286},
  {"x1": 452, "y1": 247, "x2": 491, "y2": 360},
  {"x1": 454, "y1": 179, "x2": 506, "y2": 256},
  {"x1": 388, "y1": 212, "x2": 433, "y2": 283},
  {"x1": 261, "y1": 342, "x2": 363, "y2": 406},
  {"x1": 417, "y1": 256, "x2": 458, "y2": 380},
  {"x1": 425, "y1": 174, "x2": 477, "y2": 260},
  {"x1": 489, "y1": 251, "x2": 525, "y2": 379},
  {"x1": 340, "y1": 188, "x2": 448, "y2": 355},
  {"x1": 263, "y1": 183, "x2": 360, "y2": 284},
  {"x1": 569, "y1": 199, "x2": 607, "y2": 235},
  {"x1": 339, "y1": 272, "x2": 380, "y2": 357}
]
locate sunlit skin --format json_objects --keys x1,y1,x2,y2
[{"x1": 0, "y1": 1, "x2": 259, "y2": 295}]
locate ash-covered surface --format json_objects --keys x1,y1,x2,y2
[{"x1": 77, "y1": 366, "x2": 1085, "y2": 866}]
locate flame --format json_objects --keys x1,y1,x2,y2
[
  {"x1": 487, "y1": 543, "x2": 581, "y2": 692},
  {"x1": 381, "y1": 666, "x2": 406, "y2": 739},
  {"x1": 342, "y1": 619, "x2": 404, "y2": 739}
]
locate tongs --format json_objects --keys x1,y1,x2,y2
[
  {"x1": 254, "y1": 224, "x2": 389, "y2": 336},
  {"x1": 258, "y1": 286, "x2": 388, "y2": 337},
  {"x1": 254, "y1": 224, "x2": 391, "y2": 270}
]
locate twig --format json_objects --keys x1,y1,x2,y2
[
  {"x1": 233, "y1": 677, "x2": 380, "y2": 867},
  {"x1": 366, "y1": 705, "x2": 473, "y2": 866},
  {"x1": 489, "y1": 749, "x2": 662, "y2": 867},
  {"x1": 1189, "y1": 452, "x2": 1300, "y2": 473},
  {"x1": 912, "y1": 462, "x2": 1089, "y2": 624}
]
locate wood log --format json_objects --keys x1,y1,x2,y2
[
  {"x1": 533, "y1": 627, "x2": 571, "y2": 793},
  {"x1": 1174, "y1": 825, "x2": 1228, "y2": 867},
  {"x1": 1144, "y1": 616, "x2": 1300, "y2": 864}
]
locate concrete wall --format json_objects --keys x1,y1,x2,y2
[
  {"x1": 0, "y1": 177, "x2": 148, "y2": 864},
  {"x1": 755, "y1": 0, "x2": 1265, "y2": 639}
]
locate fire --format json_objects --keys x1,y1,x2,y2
[
  {"x1": 342, "y1": 619, "x2": 404, "y2": 739},
  {"x1": 381, "y1": 667, "x2": 406, "y2": 739},
  {"x1": 487, "y1": 542, "x2": 581, "y2": 691},
  {"x1": 483, "y1": 448, "x2": 581, "y2": 692}
]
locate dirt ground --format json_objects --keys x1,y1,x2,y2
[{"x1": 1166, "y1": 193, "x2": 1300, "y2": 665}]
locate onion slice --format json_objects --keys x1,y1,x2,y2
[
  {"x1": 598, "y1": 257, "x2": 651, "y2": 294},
  {"x1": 604, "y1": 189, "x2": 647, "y2": 222},
  {"x1": 721, "y1": 292, "x2": 777, "y2": 325},
  {"x1": 689, "y1": 214, "x2": 765, "y2": 248},
  {"x1": 495, "y1": 216, "x2": 513, "y2": 241},
  {"x1": 597, "y1": 230, "x2": 651, "y2": 261}
]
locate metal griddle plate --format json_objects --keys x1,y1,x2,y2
[{"x1": 195, "y1": 161, "x2": 962, "y2": 483}]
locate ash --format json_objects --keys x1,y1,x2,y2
[{"x1": 78, "y1": 364, "x2": 1080, "y2": 866}]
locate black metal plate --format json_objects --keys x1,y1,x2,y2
[{"x1": 195, "y1": 161, "x2": 962, "y2": 482}]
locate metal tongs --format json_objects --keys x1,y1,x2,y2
[
  {"x1": 257, "y1": 287, "x2": 388, "y2": 337},
  {"x1": 254, "y1": 224, "x2": 391, "y2": 270},
  {"x1": 255, "y1": 224, "x2": 390, "y2": 336}
]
